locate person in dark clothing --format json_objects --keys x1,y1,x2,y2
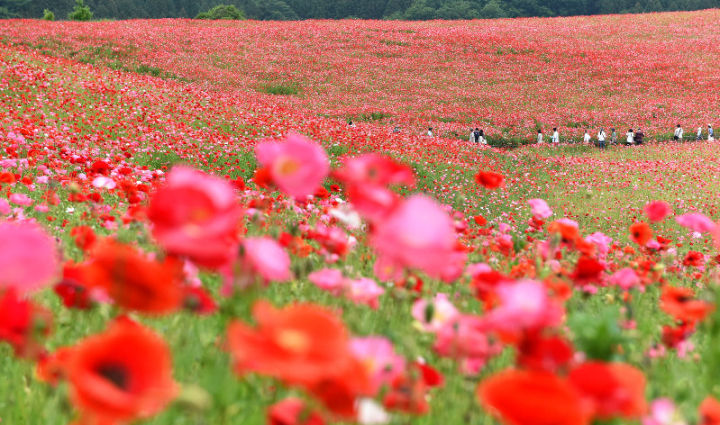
[
  {"x1": 473, "y1": 128, "x2": 481, "y2": 144},
  {"x1": 634, "y1": 128, "x2": 644, "y2": 145}
]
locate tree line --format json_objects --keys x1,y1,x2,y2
[{"x1": 2, "y1": 0, "x2": 719, "y2": 20}]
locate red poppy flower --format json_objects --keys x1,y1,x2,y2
[
  {"x1": 568, "y1": 362, "x2": 647, "y2": 420},
  {"x1": 571, "y1": 256, "x2": 605, "y2": 285},
  {"x1": 227, "y1": 301, "x2": 353, "y2": 386},
  {"x1": 700, "y1": 396, "x2": 720, "y2": 425},
  {"x1": 475, "y1": 171, "x2": 504, "y2": 189},
  {"x1": 64, "y1": 317, "x2": 177, "y2": 424},
  {"x1": 0, "y1": 288, "x2": 52, "y2": 359},
  {"x1": 268, "y1": 398, "x2": 325, "y2": 425},
  {"x1": 80, "y1": 239, "x2": 183, "y2": 314},
  {"x1": 71, "y1": 226, "x2": 97, "y2": 252},
  {"x1": 660, "y1": 286, "x2": 714, "y2": 324},
  {"x1": 517, "y1": 334, "x2": 574, "y2": 372},
  {"x1": 478, "y1": 369, "x2": 590, "y2": 425},
  {"x1": 629, "y1": 222, "x2": 652, "y2": 246}
]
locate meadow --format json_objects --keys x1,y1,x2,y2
[{"x1": 1, "y1": 10, "x2": 720, "y2": 425}]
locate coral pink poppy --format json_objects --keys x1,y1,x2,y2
[
  {"x1": 0, "y1": 221, "x2": 59, "y2": 293},
  {"x1": 243, "y1": 237, "x2": 292, "y2": 283},
  {"x1": 644, "y1": 201, "x2": 672, "y2": 222},
  {"x1": 676, "y1": 213, "x2": 716, "y2": 233},
  {"x1": 255, "y1": 132, "x2": 329, "y2": 199},
  {"x1": 148, "y1": 166, "x2": 241, "y2": 268},
  {"x1": 350, "y1": 337, "x2": 406, "y2": 394},
  {"x1": 371, "y1": 195, "x2": 465, "y2": 280},
  {"x1": 528, "y1": 198, "x2": 553, "y2": 219}
]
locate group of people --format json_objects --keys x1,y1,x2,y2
[
  {"x1": 675, "y1": 124, "x2": 715, "y2": 142},
  {"x1": 535, "y1": 124, "x2": 715, "y2": 148}
]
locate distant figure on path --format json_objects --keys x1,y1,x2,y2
[
  {"x1": 674, "y1": 124, "x2": 683, "y2": 141},
  {"x1": 552, "y1": 128, "x2": 559, "y2": 144},
  {"x1": 611, "y1": 128, "x2": 617, "y2": 144},
  {"x1": 428, "y1": 127, "x2": 433, "y2": 137},
  {"x1": 393, "y1": 126, "x2": 400, "y2": 133},
  {"x1": 537, "y1": 129, "x2": 543, "y2": 144},
  {"x1": 469, "y1": 128, "x2": 475, "y2": 143},
  {"x1": 583, "y1": 130, "x2": 591, "y2": 144},
  {"x1": 709, "y1": 125, "x2": 715, "y2": 141},
  {"x1": 473, "y1": 128, "x2": 482, "y2": 144},
  {"x1": 634, "y1": 128, "x2": 644, "y2": 145},
  {"x1": 348, "y1": 120, "x2": 356, "y2": 128},
  {"x1": 626, "y1": 129, "x2": 634, "y2": 145},
  {"x1": 697, "y1": 126, "x2": 703, "y2": 140},
  {"x1": 597, "y1": 128, "x2": 606, "y2": 149},
  {"x1": 478, "y1": 129, "x2": 486, "y2": 145}
]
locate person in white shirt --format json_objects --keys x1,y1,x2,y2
[
  {"x1": 597, "y1": 128, "x2": 606, "y2": 149},
  {"x1": 537, "y1": 129, "x2": 543, "y2": 144},
  {"x1": 697, "y1": 126, "x2": 703, "y2": 141},
  {"x1": 469, "y1": 128, "x2": 475, "y2": 143},
  {"x1": 427, "y1": 127, "x2": 433, "y2": 137},
  {"x1": 626, "y1": 129, "x2": 634, "y2": 145},
  {"x1": 673, "y1": 124, "x2": 683, "y2": 141},
  {"x1": 583, "y1": 130, "x2": 591, "y2": 144},
  {"x1": 478, "y1": 129, "x2": 487, "y2": 145},
  {"x1": 552, "y1": 128, "x2": 559, "y2": 144}
]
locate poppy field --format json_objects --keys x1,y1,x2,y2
[{"x1": 2, "y1": 10, "x2": 720, "y2": 425}]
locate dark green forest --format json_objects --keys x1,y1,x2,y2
[{"x1": 2, "y1": 0, "x2": 719, "y2": 20}]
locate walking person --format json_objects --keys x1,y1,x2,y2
[
  {"x1": 552, "y1": 128, "x2": 559, "y2": 144},
  {"x1": 611, "y1": 128, "x2": 617, "y2": 145},
  {"x1": 427, "y1": 127, "x2": 433, "y2": 137},
  {"x1": 597, "y1": 128, "x2": 606, "y2": 149},
  {"x1": 709, "y1": 125, "x2": 715, "y2": 141},
  {"x1": 583, "y1": 129, "x2": 591, "y2": 144},
  {"x1": 537, "y1": 129, "x2": 544, "y2": 144},
  {"x1": 478, "y1": 129, "x2": 486, "y2": 145},
  {"x1": 634, "y1": 128, "x2": 644, "y2": 145},
  {"x1": 469, "y1": 128, "x2": 475, "y2": 143},
  {"x1": 697, "y1": 126, "x2": 703, "y2": 141},
  {"x1": 626, "y1": 129, "x2": 634, "y2": 145},
  {"x1": 674, "y1": 124, "x2": 683, "y2": 141}
]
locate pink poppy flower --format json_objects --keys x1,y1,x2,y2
[
  {"x1": 347, "y1": 278, "x2": 385, "y2": 309},
  {"x1": 0, "y1": 199, "x2": 10, "y2": 215},
  {"x1": 148, "y1": 166, "x2": 241, "y2": 268},
  {"x1": 642, "y1": 398, "x2": 686, "y2": 425},
  {"x1": 676, "y1": 213, "x2": 716, "y2": 233},
  {"x1": 308, "y1": 268, "x2": 344, "y2": 293},
  {"x1": 0, "y1": 221, "x2": 59, "y2": 293},
  {"x1": 371, "y1": 195, "x2": 464, "y2": 279},
  {"x1": 644, "y1": 201, "x2": 672, "y2": 222},
  {"x1": 412, "y1": 293, "x2": 459, "y2": 333},
  {"x1": 255, "y1": 132, "x2": 329, "y2": 199},
  {"x1": 609, "y1": 268, "x2": 640, "y2": 290},
  {"x1": 486, "y1": 280, "x2": 562, "y2": 333},
  {"x1": 243, "y1": 237, "x2": 291, "y2": 283},
  {"x1": 350, "y1": 337, "x2": 405, "y2": 394},
  {"x1": 9, "y1": 193, "x2": 32, "y2": 206},
  {"x1": 528, "y1": 198, "x2": 553, "y2": 219},
  {"x1": 434, "y1": 315, "x2": 496, "y2": 374}
]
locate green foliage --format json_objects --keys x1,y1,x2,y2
[
  {"x1": 42, "y1": 8, "x2": 54, "y2": 20},
  {"x1": 10, "y1": 0, "x2": 720, "y2": 21},
  {"x1": 67, "y1": 0, "x2": 93, "y2": 21},
  {"x1": 568, "y1": 305, "x2": 626, "y2": 361},
  {"x1": 195, "y1": 4, "x2": 245, "y2": 20},
  {"x1": 257, "y1": 82, "x2": 300, "y2": 95}
]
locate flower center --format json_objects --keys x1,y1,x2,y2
[
  {"x1": 97, "y1": 363, "x2": 129, "y2": 390},
  {"x1": 276, "y1": 329, "x2": 310, "y2": 354},
  {"x1": 275, "y1": 156, "x2": 300, "y2": 176}
]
